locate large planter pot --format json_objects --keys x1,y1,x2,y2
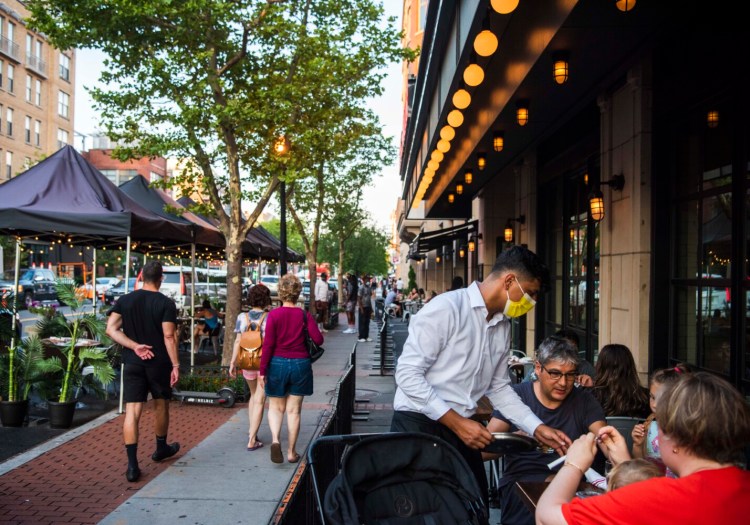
[
  {"x1": 0, "y1": 399, "x2": 29, "y2": 427},
  {"x1": 48, "y1": 400, "x2": 76, "y2": 429}
]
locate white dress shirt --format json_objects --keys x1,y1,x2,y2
[
  {"x1": 393, "y1": 281, "x2": 543, "y2": 436},
  {"x1": 314, "y1": 279, "x2": 329, "y2": 302}
]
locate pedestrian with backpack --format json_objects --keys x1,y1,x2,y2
[{"x1": 229, "y1": 284, "x2": 272, "y2": 451}]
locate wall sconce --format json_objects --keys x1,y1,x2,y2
[
  {"x1": 453, "y1": 88, "x2": 471, "y2": 109},
  {"x1": 474, "y1": 30, "x2": 498, "y2": 57},
  {"x1": 707, "y1": 110, "x2": 719, "y2": 128},
  {"x1": 553, "y1": 53, "x2": 569, "y2": 84},
  {"x1": 503, "y1": 215, "x2": 525, "y2": 243},
  {"x1": 436, "y1": 254, "x2": 441, "y2": 263},
  {"x1": 468, "y1": 233, "x2": 482, "y2": 253},
  {"x1": 447, "y1": 109, "x2": 464, "y2": 127},
  {"x1": 615, "y1": 0, "x2": 636, "y2": 12},
  {"x1": 459, "y1": 246, "x2": 466, "y2": 258},
  {"x1": 491, "y1": 0, "x2": 519, "y2": 14},
  {"x1": 464, "y1": 169, "x2": 473, "y2": 184},
  {"x1": 477, "y1": 153, "x2": 486, "y2": 170},
  {"x1": 448, "y1": 193, "x2": 455, "y2": 203},
  {"x1": 456, "y1": 183, "x2": 463, "y2": 195},
  {"x1": 464, "y1": 63, "x2": 485, "y2": 87},
  {"x1": 588, "y1": 174, "x2": 625, "y2": 222},
  {"x1": 516, "y1": 100, "x2": 529, "y2": 126},
  {"x1": 493, "y1": 131, "x2": 504, "y2": 152}
]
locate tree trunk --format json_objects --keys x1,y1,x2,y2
[
  {"x1": 338, "y1": 237, "x2": 346, "y2": 305},
  {"x1": 222, "y1": 239, "x2": 244, "y2": 366},
  {"x1": 308, "y1": 260, "x2": 318, "y2": 316}
]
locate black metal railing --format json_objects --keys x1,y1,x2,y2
[{"x1": 274, "y1": 346, "x2": 357, "y2": 525}]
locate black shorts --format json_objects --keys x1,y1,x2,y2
[{"x1": 123, "y1": 362, "x2": 173, "y2": 403}]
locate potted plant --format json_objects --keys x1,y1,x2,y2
[
  {"x1": 0, "y1": 335, "x2": 46, "y2": 427},
  {"x1": 37, "y1": 281, "x2": 115, "y2": 428}
]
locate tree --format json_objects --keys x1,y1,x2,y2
[
  {"x1": 28, "y1": 0, "x2": 413, "y2": 363},
  {"x1": 408, "y1": 265, "x2": 417, "y2": 292}
]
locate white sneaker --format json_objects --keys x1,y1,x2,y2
[
  {"x1": 366, "y1": 338, "x2": 373, "y2": 342},
  {"x1": 321, "y1": 328, "x2": 328, "y2": 333},
  {"x1": 342, "y1": 328, "x2": 356, "y2": 334},
  {"x1": 358, "y1": 338, "x2": 366, "y2": 342}
]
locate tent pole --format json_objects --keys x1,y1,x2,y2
[
  {"x1": 9, "y1": 239, "x2": 20, "y2": 366},
  {"x1": 92, "y1": 248, "x2": 97, "y2": 317},
  {"x1": 191, "y1": 243, "x2": 196, "y2": 369}
]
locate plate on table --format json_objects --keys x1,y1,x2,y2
[{"x1": 484, "y1": 432, "x2": 539, "y2": 454}]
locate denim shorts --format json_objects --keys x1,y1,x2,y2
[{"x1": 264, "y1": 356, "x2": 313, "y2": 397}]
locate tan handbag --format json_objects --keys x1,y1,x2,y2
[{"x1": 235, "y1": 312, "x2": 267, "y2": 371}]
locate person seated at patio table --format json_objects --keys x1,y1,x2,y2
[
  {"x1": 407, "y1": 287, "x2": 420, "y2": 301},
  {"x1": 384, "y1": 285, "x2": 401, "y2": 317},
  {"x1": 590, "y1": 343, "x2": 650, "y2": 418},
  {"x1": 193, "y1": 299, "x2": 220, "y2": 353},
  {"x1": 606, "y1": 458, "x2": 662, "y2": 492},
  {"x1": 536, "y1": 371, "x2": 750, "y2": 524},
  {"x1": 484, "y1": 336, "x2": 607, "y2": 525}
]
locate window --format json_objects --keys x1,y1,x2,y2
[
  {"x1": 7, "y1": 22, "x2": 14, "y2": 43},
  {"x1": 24, "y1": 115, "x2": 30, "y2": 143},
  {"x1": 58, "y1": 91, "x2": 69, "y2": 118},
  {"x1": 5, "y1": 151, "x2": 12, "y2": 180},
  {"x1": 100, "y1": 169, "x2": 117, "y2": 185},
  {"x1": 6, "y1": 107, "x2": 12, "y2": 136},
  {"x1": 34, "y1": 120, "x2": 40, "y2": 146},
  {"x1": 57, "y1": 128, "x2": 68, "y2": 149},
  {"x1": 24, "y1": 74, "x2": 31, "y2": 102},
  {"x1": 6, "y1": 63, "x2": 13, "y2": 93},
  {"x1": 0, "y1": 59, "x2": 3, "y2": 88},
  {"x1": 59, "y1": 53, "x2": 70, "y2": 82},
  {"x1": 23, "y1": 156, "x2": 31, "y2": 170},
  {"x1": 25, "y1": 34, "x2": 31, "y2": 53},
  {"x1": 34, "y1": 79, "x2": 41, "y2": 105},
  {"x1": 418, "y1": 0, "x2": 428, "y2": 32}
]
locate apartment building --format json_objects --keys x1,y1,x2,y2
[
  {"x1": 0, "y1": 1, "x2": 75, "y2": 182},
  {"x1": 82, "y1": 133, "x2": 168, "y2": 187}
]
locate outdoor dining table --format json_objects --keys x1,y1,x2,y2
[
  {"x1": 42, "y1": 337, "x2": 102, "y2": 348},
  {"x1": 515, "y1": 480, "x2": 604, "y2": 513}
]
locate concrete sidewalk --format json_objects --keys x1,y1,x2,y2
[{"x1": 99, "y1": 317, "x2": 395, "y2": 524}]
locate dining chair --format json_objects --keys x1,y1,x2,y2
[{"x1": 605, "y1": 416, "x2": 643, "y2": 453}]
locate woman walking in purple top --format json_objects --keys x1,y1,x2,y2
[{"x1": 259, "y1": 273, "x2": 324, "y2": 464}]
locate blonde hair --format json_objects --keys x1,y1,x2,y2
[
  {"x1": 656, "y1": 372, "x2": 750, "y2": 464},
  {"x1": 278, "y1": 273, "x2": 302, "y2": 304},
  {"x1": 607, "y1": 459, "x2": 662, "y2": 491}
]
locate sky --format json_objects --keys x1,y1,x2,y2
[{"x1": 73, "y1": 2, "x2": 404, "y2": 232}]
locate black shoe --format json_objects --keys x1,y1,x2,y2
[
  {"x1": 126, "y1": 466, "x2": 141, "y2": 482},
  {"x1": 151, "y1": 442, "x2": 180, "y2": 462}
]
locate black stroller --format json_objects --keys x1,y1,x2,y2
[{"x1": 308, "y1": 432, "x2": 488, "y2": 525}]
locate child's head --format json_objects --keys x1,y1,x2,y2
[
  {"x1": 648, "y1": 364, "x2": 690, "y2": 412},
  {"x1": 607, "y1": 459, "x2": 662, "y2": 491}
]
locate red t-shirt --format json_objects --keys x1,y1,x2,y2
[
  {"x1": 561, "y1": 466, "x2": 750, "y2": 524},
  {"x1": 259, "y1": 306, "x2": 323, "y2": 376}
]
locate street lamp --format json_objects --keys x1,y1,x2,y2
[{"x1": 273, "y1": 134, "x2": 291, "y2": 275}]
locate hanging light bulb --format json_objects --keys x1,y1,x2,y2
[
  {"x1": 516, "y1": 102, "x2": 529, "y2": 126},
  {"x1": 491, "y1": 0, "x2": 519, "y2": 14},
  {"x1": 447, "y1": 109, "x2": 464, "y2": 127},
  {"x1": 453, "y1": 89, "x2": 471, "y2": 109},
  {"x1": 615, "y1": 0, "x2": 636, "y2": 12},
  {"x1": 431, "y1": 150, "x2": 444, "y2": 162},
  {"x1": 436, "y1": 139, "x2": 451, "y2": 153},
  {"x1": 474, "y1": 30, "x2": 498, "y2": 57},
  {"x1": 440, "y1": 125, "x2": 456, "y2": 141},
  {"x1": 463, "y1": 63, "x2": 485, "y2": 87}
]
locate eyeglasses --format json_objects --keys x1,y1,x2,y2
[{"x1": 540, "y1": 363, "x2": 578, "y2": 382}]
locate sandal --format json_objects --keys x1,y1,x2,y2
[
  {"x1": 288, "y1": 452, "x2": 301, "y2": 464},
  {"x1": 270, "y1": 442, "x2": 283, "y2": 464},
  {"x1": 247, "y1": 440, "x2": 264, "y2": 451}
]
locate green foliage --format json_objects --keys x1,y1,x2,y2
[
  {"x1": 176, "y1": 367, "x2": 247, "y2": 395},
  {"x1": 0, "y1": 335, "x2": 46, "y2": 401},
  {"x1": 36, "y1": 281, "x2": 115, "y2": 402},
  {"x1": 319, "y1": 224, "x2": 388, "y2": 277},
  {"x1": 408, "y1": 265, "x2": 417, "y2": 292},
  {"x1": 260, "y1": 218, "x2": 305, "y2": 255}
]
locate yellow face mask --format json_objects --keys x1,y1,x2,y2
[{"x1": 503, "y1": 277, "x2": 536, "y2": 318}]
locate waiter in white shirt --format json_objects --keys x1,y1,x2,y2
[
  {"x1": 314, "y1": 272, "x2": 329, "y2": 333},
  {"x1": 391, "y1": 245, "x2": 572, "y2": 506}
]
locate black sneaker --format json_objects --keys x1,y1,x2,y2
[
  {"x1": 126, "y1": 466, "x2": 141, "y2": 482},
  {"x1": 151, "y1": 442, "x2": 180, "y2": 462}
]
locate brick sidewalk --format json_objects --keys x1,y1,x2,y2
[{"x1": 0, "y1": 401, "x2": 240, "y2": 525}]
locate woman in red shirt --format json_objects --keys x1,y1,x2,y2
[{"x1": 259, "y1": 273, "x2": 323, "y2": 464}]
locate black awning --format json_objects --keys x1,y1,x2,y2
[{"x1": 408, "y1": 220, "x2": 478, "y2": 258}]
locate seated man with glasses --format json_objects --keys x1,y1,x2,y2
[{"x1": 484, "y1": 336, "x2": 607, "y2": 525}]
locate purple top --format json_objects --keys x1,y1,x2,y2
[{"x1": 259, "y1": 306, "x2": 324, "y2": 376}]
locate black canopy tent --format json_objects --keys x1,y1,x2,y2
[{"x1": 176, "y1": 196, "x2": 304, "y2": 263}]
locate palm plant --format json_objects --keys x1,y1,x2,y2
[
  {"x1": 1, "y1": 335, "x2": 46, "y2": 401},
  {"x1": 37, "y1": 281, "x2": 115, "y2": 403}
]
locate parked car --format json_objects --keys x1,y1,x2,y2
[
  {"x1": 104, "y1": 278, "x2": 137, "y2": 305},
  {"x1": 1, "y1": 268, "x2": 58, "y2": 308},
  {"x1": 301, "y1": 280, "x2": 339, "y2": 328},
  {"x1": 136, "y1": 267, "x2": 193, "y2": 309},
  {"x1": 260, "y1": 275, "x2": 279, "y2": 296},
  {"x1": 76, "y1": 277, "x2": 121, "y2": 302}
]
